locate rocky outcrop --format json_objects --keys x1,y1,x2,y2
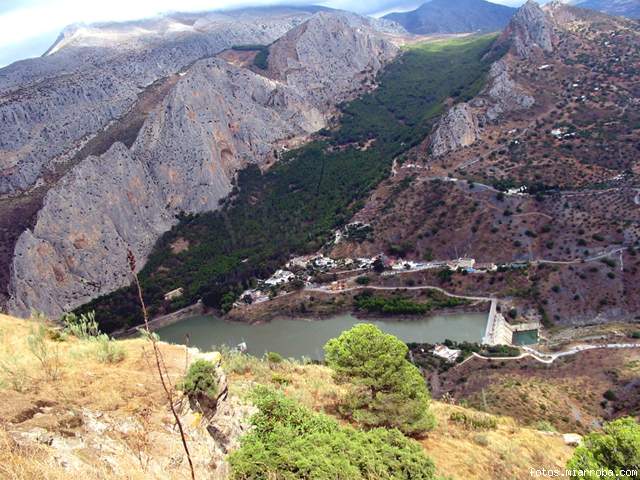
[
  {"x1": 7, "y1": 12, "x2": 399, "y2": 318},
  {"x1": 268, "y1": 12, "x2": 398, "y2": 110},
  {"x1": 503, "y1": 0, "x2": 557, "y2": 59},
  {"x1": 482, "y1": 60, "x2": 535, "y2": 120},
  {"x1": 429, "y1": 58, "x2": 534, "y2": 156},
  {"x1": 430, "y1": 103, "x2": 480, "y2": 157}
]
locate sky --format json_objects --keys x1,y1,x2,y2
[{"x1": 0, "y1": 0, "x2": 528, "y2": 68}]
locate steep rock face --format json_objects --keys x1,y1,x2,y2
[
  {"x1": 9, "y1": 143, "x2": 172, "y2": 316},
  {"x1": 430, "y1": 103, "x2": 480, "y2": 157},
  {"x1": 268, "y1": 13, "x2": 398, "y2": 110},
  {"x1": 428, "y1": 58, "x2": 534, "y2": 157},
  {"x1": 7, "y1": 12, "x2": 399, "y2": 318},
  {"x1": 502, "y1": 0, "x2": 557, "y2": 58},
  {"x1": 483, "y1": 60, "x2": 535, "y2": 120},
  {"x1": 0, "y1": 9, "x2": 318, "y2": 196}
]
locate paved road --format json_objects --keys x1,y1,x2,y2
[
  {"x1": 458, "y1": 343, "x2": 640, "y2": 366},
  {"x1": 533, "y1": 247, "x2": 627, "y2": 266},
  {"x1": 306, "y1": 283, "x2": 495, "y2": 303}
]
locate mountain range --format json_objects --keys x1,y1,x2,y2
[
  {"x1": 1, "y1": 0, "x2": 640, "y2": 478},
  {"x1": 384, "y1": 0, "x2": 517, "y2": 34},
  {"x1": 572, "y1": 0, "x2": 640, "y2": 18}
]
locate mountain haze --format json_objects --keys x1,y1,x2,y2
[
  {"x1": 384, "y1": 0, "x2": 517, "y2": 34},
  {"x1": 572, "y1": 0, "x2": 640, "y2": 18}
]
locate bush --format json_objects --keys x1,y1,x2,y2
[
  {"x1": 324, "y1": 324, "x2": 436, "y2": 436},
  {"x1": 229, "y1": 387, "x2": 436, "y2": 479},
  {"x1": 567, "y1": 417, "x2": 640, "y2": 478},
  {"x1": 449, "y1": 411, "x2": 497, "y2": 430},
  {"x1": 94, "y1": 334, "x2": 125, "y2": 364},
  {"x1": 355, "y1": 276, "x2": 371, "y2": 285},
  {"x1": 270, "y1": 373, "x2": 290, "y2": 386},
  {"x1": 180, "y1": 360, "x2": 219, "y2": 399},
  {"x1": 62, "y1": 311, "x2": 100, "y2": 339},
  {"x1": 27, "y1": 325, "x2": 61, "y2": 380},
  {"x1": 630, "y1": 331, "x2": 640, "y2": 339},
  {"x1": 535, "y1": 420, "x2": 557, "y2": 432},
  {"x1": 266, "y1": 351, "x2": 283, "y2": 364}
]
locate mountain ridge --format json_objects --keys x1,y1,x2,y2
[{"x1": 384, "y1": 0, "x2": 517, "y2": 34}]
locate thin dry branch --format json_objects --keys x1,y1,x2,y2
[{"x1": 127, "y1": 250, "x2": 196, "y2": 480}]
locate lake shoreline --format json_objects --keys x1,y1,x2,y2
[{"x1": 154, "y1": 311, "x2": 490, "y2": 360}]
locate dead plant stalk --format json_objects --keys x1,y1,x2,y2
[{"x1": 127, "y1": 250, "x2": 196, "y2": 480}]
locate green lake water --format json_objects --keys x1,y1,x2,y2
[
  {"x1": 156, "y1": 312, "x2": 488, "y2": 360},
  {"x1": 512, "y1": 329, "x2": 539, "y2": 346}
]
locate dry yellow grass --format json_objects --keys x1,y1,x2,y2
[
  {"x1": 0, "y1": 313, "x2": 574, "y2": 479},
  {"x1": 0, "y1": 314, "x2": 204, "y2": 480}
]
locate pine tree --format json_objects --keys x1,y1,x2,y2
[{"x1": 324, "y1": 323, "x2": 436, "y2": 436}]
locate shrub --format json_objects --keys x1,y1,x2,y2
[
  {"x1": 27, "y1": 325, "x2": 61, "y2": 380},
  {"x1": 180, "y1": 360, "x2": 219, "y2": 399},
  {"x1": 355, "y1": 276, "x2": 371, "y2": 285},
  {"x1": 630, "y1": 331, "x2": 640, "y2": 339},
  {"x1": 324, "y1": 324, "x2": 436, "y2": 436},
  {"x1": 270, "y1": 373, "x2": 290, "y2": 386},
  {"x1": 602, "y1": 389, "x2": 617, "y2": 401},
  {"x1": 449, "y1": 411, "x2": 498, "y2": 430},
  {"x1": 229, "y1": 387, "x2": 436, "y2": 479},
  {"x1": 535, "y1": 420, "x2": 557, "y2": 432},
  {"x1": 266, "y1": 351, "x2": 284, "y2": 364},
  {"x1": 94, "y1": 334, "x2": 125, "y2": 364},
  {"x1": 567, "y1": 417, "x2": 640, "y2": 478},
  {"x1": 62, "y1": 311, "x2": 100, "y2": 339}
]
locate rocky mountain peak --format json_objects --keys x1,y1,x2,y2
[
  {"x1": 267, "y1": 12, "x2": 398, "y2": 109},
  {"x1": 501, "y1": 0, "x2": 557, "y2": 58}
]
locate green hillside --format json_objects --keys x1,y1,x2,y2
[{"x1": 78, "y1": 35, "x2": 499, "y2": 332}]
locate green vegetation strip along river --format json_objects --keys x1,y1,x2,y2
[{"x1": 79, "y1": 35, "x2": 500, "y2": 332}]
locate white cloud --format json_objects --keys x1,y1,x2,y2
[{"x1": 0, "y1": 0, "x2": 529, "y2": 67}]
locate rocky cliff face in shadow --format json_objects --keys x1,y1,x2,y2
[{"x1": 6, "y1": 11, "x2": 399, "y2": 318}]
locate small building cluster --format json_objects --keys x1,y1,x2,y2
[{"x1": 432, "y1": 344, "x2": 461, "y2": 362}]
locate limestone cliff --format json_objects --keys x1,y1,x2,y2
[
  {"x1": 430, "y1": 103, "x2": 480, "y2": 157},
  {"x1": 0, "y1": 9, "x2": 320, "y2": 196},
  {"x1": 500, "y1": 0, "x2": 557, "y2": 59},
  {"x1": 7, "y1": 12, "x2": 399, "y2": 318}
]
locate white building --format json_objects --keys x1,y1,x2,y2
[
  {"x1": 264, "y1": 270, "x2": 296, "y2": 286},
  {"x1": 164, "y1": 288, "x2": 184, "y2": 301},
  {"x1": 433, "y1": 345, "x2": 461, "y2": 362}
]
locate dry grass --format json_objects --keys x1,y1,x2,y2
[
  {"x1": 422, "y1": 402, "x2": 573, "y2": 480},
  {"x1": 0, "y1": 313, "x2": 574, "y2": 479},
  {"x1": 0, "y1": 314, "x2": 202, "y2": 480}
]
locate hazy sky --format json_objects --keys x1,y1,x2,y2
[{"x1": 0, "y1": 0, "x2": 528, "y2": 68}]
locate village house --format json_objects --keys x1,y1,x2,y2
[
  {"x1": 163, "y1": 287, "x2": 184, "y2": 301},
  {"x1": 264, "y1": 269, "x2": 296, "y2": 286},
  {"x1": 433, "y1": 344, "x2": 461, "y2": 363},
  {"x1": 447, "y1": 258, "x2": 476, "y2": 271}
]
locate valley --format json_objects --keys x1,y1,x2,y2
[
  {"x1": 77, "y1": 34, "x2": 499, "y2": 332},
  {"x1": 1, "y1": 1, "x2": 640, "y2": 478}
]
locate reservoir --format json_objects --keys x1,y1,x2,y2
[{"x1": 156, "y1": 312, "x2": 488, "y2": 360}]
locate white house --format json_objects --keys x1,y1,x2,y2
[
  {"x1": 264, "y1": 270, "x2": 296, "y2": 286},
  {"x1": 164, "y1": 288, "x2": 184, "y2": 301},
  {"x1": 433, "y1": 345, "x2": 461, "y2": 362}
]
